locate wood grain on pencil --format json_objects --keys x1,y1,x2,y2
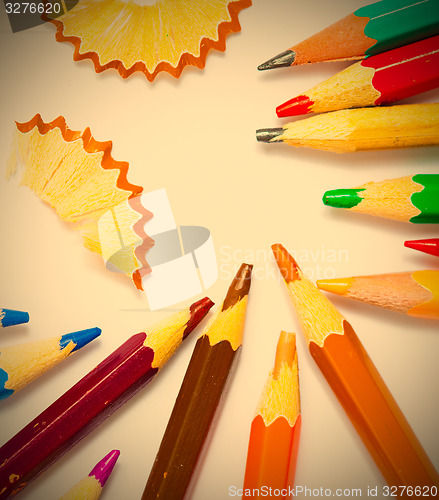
[
  {"x1": 257, "y1": 104, "x2": 439, "y2": 153},
  {"x1": 0, "y1": 298, "x2": 213, "y2": 498},
  {"x1": 317, "y1": 271, "x2": 439, "y2": 320},
  {"x1": 276, "y1": 35, "x2": 439, "y2": 117},
  {"x1": 59, "y1": 450, "x2": 119, "y2": 500},
  {"x1": 243, "y1": 331, "x2": 301, "y2": 498},
  {"x1": 258, "y1": 0, "x2": 439, "y2": 70},
  {"x1": 142, "y1": 264, "x2": 253, "y2": 500},
  {"x1": 272, "y1": 244, "x2": 439, "y2": 487},
  {"x1": 323, "y1": 174, "x2": 439, "y2": 223}
]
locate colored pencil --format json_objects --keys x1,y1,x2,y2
[
  {"x1": 243, "y1": 331, "x2": 301, "y2": 498},
  {"x1": 276, "y1": 35, "x2": 439, "y2": 117},
  {"x1": 0, "y1": 297, "x2": 213, "y2": 498},
  {"x1": 0, "y1": 327, "x2": 101, "y2": 400},
  {"x1": 142, "y1": 264, "x2": 253, "y2": 500},
  {"x1": 257, "y1": 103, "x2": 439, "y2": 153},
  {"x1": 317, "y1": 271, "x2": 439, "y2": 320},
  {"x1": 272, "y1": 244, "x2": 439, "y2": 487},
  {"x1": 0, "y1": 309, "x2": 29, "y2": 329},
  {"x1": 405, "y1": 238, "x2": 439, "y2": 257},
  {"x1": 258, "y1": 0, "x2": 439, "y2": 70},
  {"x1": 59, "y1": 449, "x2": 120, "y2": 500},
  {"x1": 323, "y1": 174, "x2": 439, "y2": 223}
]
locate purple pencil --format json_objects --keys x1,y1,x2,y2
[{"x1": 59, "y1": 450, "x2": 120, "y2": 499}]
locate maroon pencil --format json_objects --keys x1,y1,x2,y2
[{"x1": 0, "y1": 297, "x2": 213, "y2": 498}]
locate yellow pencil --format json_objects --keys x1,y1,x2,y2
[
  {"x1": 317, "y1": 271, "x2": 439, "y2": 319},
  {"x1": 257, "y1": 103, "x2": 439, "y2": 153}
]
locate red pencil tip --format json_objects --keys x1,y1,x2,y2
[
  {"x1": 276, "y1": 95, "x2": 314, "y2": 118},
  {"x1": 184, "y1": 297, "x2": 214, "y2": 339},
  {"x1": 404, "y1": 238, "x2": 439, "y2": 257},
  {"x1": 271, "y1": 244, "x2": 301, "y2": 283}
]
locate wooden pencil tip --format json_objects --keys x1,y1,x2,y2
[
  {"x1": 271, "y1": 244, "x2": 300, "y2": 283},
  {"x1": 273, "y1": 331, "x2": 296, "y2": 379},
  {"x1": 256, "y1": 128, "x2": 284, "y2": 143},
  {"x1": 258, "y1": 50, "x2": 296, "y2": 70},
  {"x1": 184, "y1": 297, "x2": 214, "y2": 339},
  {"x1": 222, "y1": 263, "x2": 253, "y2": 311},
  {"x1": 276, "y1": 95, "x2": 313, "y2": 118},
  {"x1": 404, "y1": 238, "x2": 439, "y2": 257}
]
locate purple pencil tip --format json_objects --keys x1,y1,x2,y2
[{"x1": 89, "y1": 450, "x2": 120, "y2": 487}]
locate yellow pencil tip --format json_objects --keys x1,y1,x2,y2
[{"x1": 316, "y1": 278, "x2": 353, "y2": 296}]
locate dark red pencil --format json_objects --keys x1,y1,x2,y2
[{"x1": 0, "y1": 298, "x2": 213, "y2": 498}]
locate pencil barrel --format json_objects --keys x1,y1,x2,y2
[
  {"x1": 0, "y1": 333, "x2": 156, "y2": 498},
  {"x1": 309, "y1": 322, "x2": 439, "y2": 487}
]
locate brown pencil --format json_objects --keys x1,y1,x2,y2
[
  {"x1": 272, "y1": 244, "x2": 439, "y2": 487},
  {"x1": 142, "y1": 263, "x2": 253, "y2": 500}
]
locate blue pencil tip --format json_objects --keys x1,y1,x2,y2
[
  {"x1": 0, "y1": 309, "x2": 30, "y2": 328},
  {"x1": 59, "y1": 327, "x2": 102, "y2": 352}
]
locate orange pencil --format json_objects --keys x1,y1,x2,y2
[
  {"x1": 272, "y1": 244, "x2": 439, "y2": 487},
  {"x1": 243, "y1": 331, "x2": 301, "y2": 499}
]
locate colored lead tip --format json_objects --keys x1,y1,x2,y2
[
  {"x1": 271, "y1": 244, "x2": 300, "y2": 283},
  {"x1": 256, "y1": 128, "x2": 284, "y2": 143},
  {"x1": 276, "y1": 95, "x2": 313, "y2": 118},
  {"x1": 222, "y1": 263, "x2": 253, "y2": 311},
  {"x1": 90, "y1": 450, "x2": 120, "y2": 487},
  {"x1": 258, "y1": 50, "x2": 296, "y2": 71},
  {"x1": 0, "y1": 308, "x2": 29, "y2": 328},
  {"x1": 316, "y1": 278, "x2": 352, "y2": 296},
  {"x1": 322, "y1": 188, "x2": 364, "y2": 209},
  {"x1": 184, "y1": 297, "x2": 215, "y2": 339},
  {"x1": 59, "y1": 327, "x2": 102, "y2": 352},
  {"x1": 404, "y1": 238, "x2": 439, "y2": 257},
  {"x1": 273, "y1": 331, "x2": 296, "y2": 379}
]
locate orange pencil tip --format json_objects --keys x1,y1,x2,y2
[
  {"x1": 273, "y1": 331, "x2": 296, "y2": 379},
  {"x1": 271, "y1": 244, "x2": 300, "y2": 283}
]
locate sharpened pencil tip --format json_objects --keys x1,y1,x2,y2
[
  {"x1": 404, "y1": 238, "x2": 439, "y2": 257},
  {"x1": 90, "y1": 449, "x2": 120, "y2": 487},
  {"x1": 258, "y1": 50, "x2": 296, "y2": 70},
  {"x1": 276, "y1": 95, "x2": 313, "y2": 118},
  {"x1": 273, "y1": 331, "x2": 296, "y2": 379},
  {"x1": 184, "y1": 297, "x2": 215, "y2": 339},
  {"x1": 323, "y1": 188, "x2": 365, "y2": 209},
  {"x1": 222, "y1": 263, "x2": 253, "y2": 311},
  {"x1": 0, "y1": 308, "x2": 29, "y2": 328},
  {"x1": 59, "y1": 327, "x2": 102, "y2": 352},
  {"x1": 271, "y1": 244, "x2": 300, "y2": 283},
  {"x1": 256, "y1": 128, "x2": 284, "y2": 142},
  {"x1": 317, "y1": 278, "x2": 352, "y2": 296}
]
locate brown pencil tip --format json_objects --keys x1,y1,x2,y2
[
  {"x1": 258, "y1": 50, "x2": 296, "y2": 70},
  {"x1": 222, "y1": 263, "x2": 253, "y2": 311},
  {"x1": 271, "y1": 244, "x2": 300, "y2": 283},
  {"x1": 184, "y1": 297, "x2": 215, "y2": 339},
  {"x1": 273, "y1": 331, "x2": 296, "y2": 379}
]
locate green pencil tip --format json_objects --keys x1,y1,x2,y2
[{"x1": 323, "y1": 188, "x2": 365, "y2": 209}]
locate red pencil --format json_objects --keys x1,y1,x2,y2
[
  {"x1": 0, "y1": 298, "x2": 213, "y2": 498},
  {"x1": 277, "y1": 35, "x2": 439, "y2": 117},
  {"x1": 405, "y1": 238, "x2": 439, "y2": 257}
]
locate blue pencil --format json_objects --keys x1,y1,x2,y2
[
  {"x1": 0, "y1": 308, "x2": 29, "y2": 328},
  {"x1": 0, "y1": 327, "x2": 101, "y2": 399}
]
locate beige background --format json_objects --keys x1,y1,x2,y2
[{"x1": 0, "y1": 0, "x2": 438, "y2": 498}]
